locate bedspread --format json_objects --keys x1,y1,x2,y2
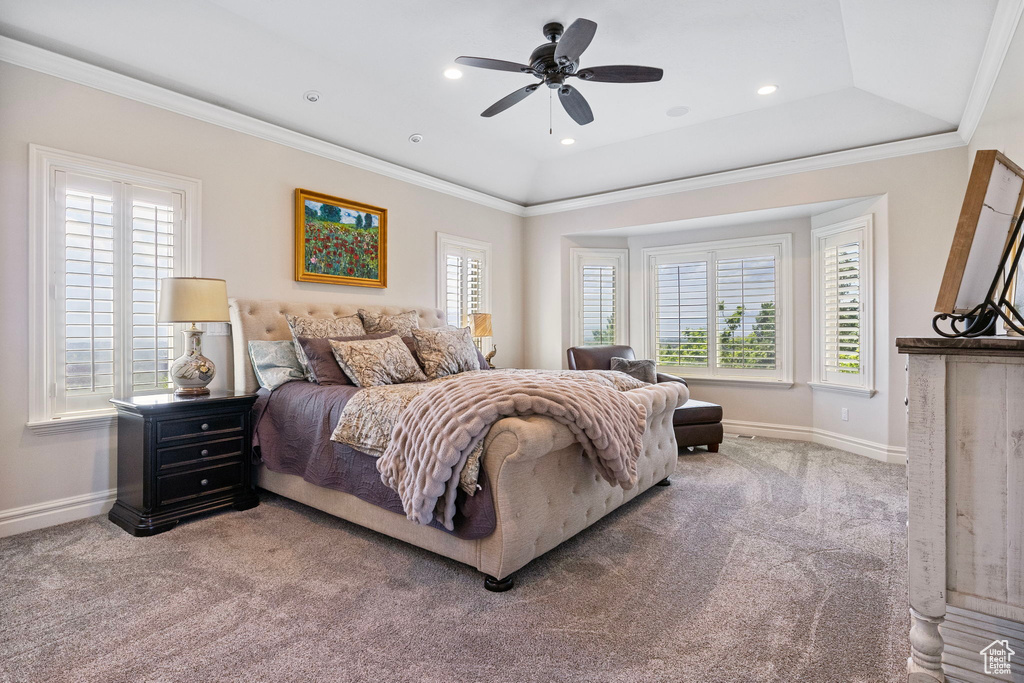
[{"x1": 366, "y1": 369, "x2": 674, "y2": 530}]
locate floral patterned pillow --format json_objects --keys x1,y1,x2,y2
[
  {"x1": 411, "y1": 326, "x2": 481, "y2": 379},
  {"x1": 248, "y1": 340, "x2": 305, "y2": 390},
  {"x1": 358, "y1": 309, "x2": 420, "y2": 337},
  {"x1": 286, "y1": 313, "x2": 365, "y2": 379},
  {"x1": 329, "y1": 334, "x2": 428, "y2": 387}
]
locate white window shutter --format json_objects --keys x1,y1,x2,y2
[
  {"x1": 715, "y1": 254, "x2": 777, "y2": 371},
  {"x1": 570, "y1": 249, "x2": 628, "y2": 348},
  {"x1": 128, "y1": 185, "x2": 182, "y2": 393},
  {"x1": 437, "y1": 234, "x2": 492, "y2": 330},
  {"x1": 654, "y1": 261, "x2": 709, "y2": 367},
  {"x1": 581, "y1": 263, "x2": 616, "y2": 345},
  {"x1": 57, "y1": 171, "x2": 119, "y2": 414}
]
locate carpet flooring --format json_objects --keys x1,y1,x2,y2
[{"x1": 0, "y1": 438, "x2": 908, "y2": 683}]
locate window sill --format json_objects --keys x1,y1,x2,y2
[
  {"x1": 26, "y1": 411, "x2": 117, "y2": 435},
  {"x1": 808, "y1": 382, "x2": 877, "y2": 398},
  {"x1": 663, "y1": 374, "x2": 795, "y2": 389}
]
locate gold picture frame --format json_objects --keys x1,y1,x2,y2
[{"x1": 294, "y1": 188, "x2": 387, "y2": 288}]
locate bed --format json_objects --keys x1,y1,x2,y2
[{"x1": 228, "y1": 297, "x2": 687, "y2": 590}]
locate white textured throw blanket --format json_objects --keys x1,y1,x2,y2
[{"x1": 345, "y1": 369, "x2": 683, "y2": 530}]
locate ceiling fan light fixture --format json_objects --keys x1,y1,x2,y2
[
  {"x1": 561, "y1": 137, "x2": 576, "y2": 145},
  {"x1": 757, "y1": 84, "x2": 778, "y2": 95},
  {"x1": 444, "y1": 68, "x2": 463, "y2": 80}
]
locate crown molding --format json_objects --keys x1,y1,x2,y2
[
  {"x1": 957, "y1": 0, "x2": 1024, "y2": 144},
  {"x1": 522, "y1": 131, "x2": 966, "y2": 217},
  {"x1": 2, "y1": 15, "x2": 1018, "y2": 222},
  {"x1": 0, "y1": 36, "x2": 527, "y2": 217}
]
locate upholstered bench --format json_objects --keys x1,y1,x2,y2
[
  {"x1": 566, "y1": 345, "x2": 725, "y2": 453},
  {"x1": 672, "y1": 399, "x2": 723, "y2": 453}
]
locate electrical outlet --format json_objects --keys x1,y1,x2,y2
[{"x1": 841, "y1": 408, "x2": 849, "y2": 421}]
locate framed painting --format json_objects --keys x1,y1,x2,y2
[
  {"x1": 294, "y1": 188, "x2": 387, "y2": 288},
  {"x1": 935, "y1": 150, "x2": 1024, "y2": 314}
]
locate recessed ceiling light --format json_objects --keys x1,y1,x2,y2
[
  {"x1": 444, "y1": 68, "x2": 463, "y2": 80},
  {"x1": 757, "y1": 84, "x2": 778, "y2": 95},
  {"x1": 561, "y1": 137, "x2": 575, "y2": 145},
  {"x1": 666, "y1": 106, "x2": 690, "y2": 118},
  {"x1": 409, "y1": 133, "x2": 424, "y2": 144},
  {"x1": 303, "y1": 90, "x2": 321, "y2": 103}
]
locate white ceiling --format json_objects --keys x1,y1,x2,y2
[{"x1": 0, "y1": 0, "x2": 1003, "y2": 205}]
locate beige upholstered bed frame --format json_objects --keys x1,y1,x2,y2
[{"x1": 228, "y1": 297, "x2": 683, "y2": 589}]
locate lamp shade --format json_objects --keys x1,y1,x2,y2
[
  {"x1": 157, "y1": 277, "x2": 230, "y2": 323},
  {"x1": 469, "y1": 312, "x2": 493, "y2": 337}
]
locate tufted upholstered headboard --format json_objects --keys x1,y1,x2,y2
[{"x1": 228, "y1": 297, "x2": 447, "y2": 394}]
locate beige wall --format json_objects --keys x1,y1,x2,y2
[
  {"x1": 0, "y1": 62, "x2": 523, "y2": 522},
  {"x1": 524, "y1": 147, "x2": 969, "y2": 450}
]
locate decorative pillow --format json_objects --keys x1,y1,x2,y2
[
  {"x1": 286, "y1": 313, "x2": 365, "y2": 379},
  {"x1": 329, "y1": 335, "x2": 428, "y2": 387},
  {"x1": 297, "y1": 333, "x2": 393, "y2": 385},
  {"x1": 610, "y1": 357, "x2": 657, "y2": 384},
  {"x1": 359, "y1": 309, "x2": 419, "y2": 337},
  {"x1": 411, "y1": 326, "x2": 481, "y2": 379},
  {"x1": 248, "y1": 340, "x2": 305, "y2": 391}
]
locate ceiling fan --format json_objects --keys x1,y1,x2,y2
[{"x1": 455, "y1": 18, "x2": 664, "y2": 126}]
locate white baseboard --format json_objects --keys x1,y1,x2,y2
[
  {"x1": 0, "y1": 488, "x2": 116, "y2": 538},
  {"x1": 722, "y1": 419, "x2": 907, "y2": 465}
]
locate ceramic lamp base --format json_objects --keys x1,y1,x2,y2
[{"x1": 170, "y1": 326, "x2": 216, "y2": 395}]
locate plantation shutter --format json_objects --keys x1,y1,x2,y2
[
  {"x1": 581, "y1": 264, "x2": 616, "y2": 345},
  {"x1": 56, "y1": 172, "x2": 118, "y2": 414},
  {"x1": 444, "y1": 251, "x2": 464, "y2": 327},
  {"x1": 715, "y1": 254, "x2": 777, "y2": 371},
  {"x1": 441, "y1": 238, "x2": 488, "y2": 329},
  {"x1": 52, "y1": 170, "x2": 183, "y2": 416},
  {"x1": 466, "y1": 250, "x2": 484, "y2": 323},
  {"x1": 128, "y1": 186, "x2": 182, "y2": 393},
  {"x1": 822, "y1": 234, "x2": 862, "y2": 381},
  {"x1": 655, "y1": 261, "x2": 709, "y2": 367}
]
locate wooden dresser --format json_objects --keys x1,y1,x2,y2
[
  {"x1": 898, "y1": 337, "x2": 1024, "y2": 682},
  {"x1": 108, "y1": 390, "x2": 259, "y2": 536}
]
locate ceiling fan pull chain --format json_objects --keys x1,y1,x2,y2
[{"x1": 549, "y1": 88, "x2": 553, "y2": 135}]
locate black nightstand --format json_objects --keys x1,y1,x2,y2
[{"x1": 108, "y1": 390, "x2": 259, "y2": 536}]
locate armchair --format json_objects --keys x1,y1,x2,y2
[{"x1": 566, "y1": 345, "x2": 723, "y2": 453}]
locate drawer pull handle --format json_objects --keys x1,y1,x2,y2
[
  {"x1": 200, "y1": 478, "x2": 210, "y2": 486},
  {"x1": 201, "y1": 423, "x2": 210, "y2": 431},
  {"x1": 200, "y1": 449, "x2": 209, "y2": 457}
]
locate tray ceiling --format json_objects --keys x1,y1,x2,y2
[{"x1": 0, "y1": 0, "x2": 1005, "y2": 205}]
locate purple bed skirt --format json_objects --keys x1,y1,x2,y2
[{"x1": 251, "y1": 382, "x2": 496, "y2": 540}]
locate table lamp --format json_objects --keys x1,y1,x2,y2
[
  {"x1": 469, "y1": 312, "x2": 496, "y2": 368},
  {"x1": 158, "y1": 277, "x2": 230, "y2": 395}
]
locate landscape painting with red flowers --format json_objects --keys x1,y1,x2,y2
[{"x1": 294, "y1": 188, "x2": 387, "y2": 288}]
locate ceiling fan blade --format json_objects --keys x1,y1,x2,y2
[
  {"x1": 455, "y1": 56, "x2": 533, "y2": 74},
  {"x1": 481, "y1": 84, "x2": 540, "y2": 117},
  {"x1": 558, "y1": 85, "x2": 594, "y2": 125},
  {"x1": 554, "y1": 18, "x2": 597, "y2": 66},
  {"x1": 576, "y1": 65, "x2": 664, "y2": 83}
]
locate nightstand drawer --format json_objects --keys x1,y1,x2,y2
[
  {"x1": 156, "y1": 412, "x2": 244, "y2": 443},
  {"x1": 156, "y1": 437, "x2": 244, "y2": 470},
  {"x1": 156, "y1": 462, "x2": 243, "y2": 506}
]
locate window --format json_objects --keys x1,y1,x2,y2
[
  {"x1": 28, "y1": 146, "x2": 200, "y2": 430},
  {"x1": 436, "y1": 233, "x2": 491, "y2": 328},
  {"x1": 811, "y1": 216, "x2": 874, "y2": 396},
  {"x1": 570, "y1": 248, "x2": 628, "y2": 347},
  {"x1": 644, "y1": 234, "x2": 792, "y2": 383}
]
